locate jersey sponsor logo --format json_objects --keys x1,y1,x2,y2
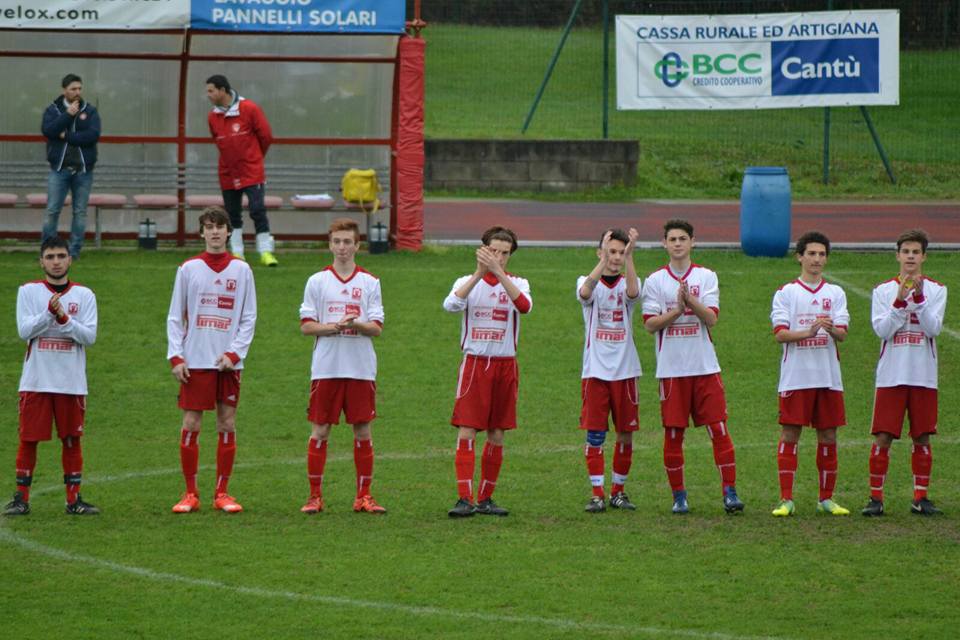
[
  {"x1": 796, "y1": 335, "x2": 829, "y2": 348},
  {"x1": 599, "y1": 309, "x2": 624, "y2": 323},
  {"x1": 67, "y1": 302, "x2": 79, "y2": 315},
  {"x1": 596, "y1": 328, "x2": 626, "y2": 342},
  {"x1": 196, "y1": 314, "x2": 232, "y2": 331},
  {"x1": 471, "y1": 327, "x2": 506, "y2": 342},
  {"x1": 218, "y1": 296, "x2": 235, "y2": 310},
  {"x1": 893, "y1": 330, "x2": 925, "y2": 346},
  {"x1": 226, "y1": 279, "x2": 237, "y2": 292},
  {"x1": 37, "y1": 337, "x2": 75, "y2": 352},
  {"x1": 472, "y1": 306, "x2": 509, "y2": 323},
  {"x1": 352, "y1": 287, "x2": 362, "y2": 300},
  {"x1": 199, "y1": 293, "x2": 234, "y2": 309},
  {"x1": 666, "y1": 323, "x2": 700, "y2": 337},
  {"x1": 345, "y1": 303, "x2": 361, "y2": 317}
]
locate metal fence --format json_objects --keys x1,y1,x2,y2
[{"x1": 413, "y1": 1, "x2": 959, "y2": 193}]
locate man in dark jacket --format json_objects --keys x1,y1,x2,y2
[
  {"x1": 41, "y1": 74, "x2": 101, "y2": 259},
  {"x1": 206, "y1": 75, "x2": 278, "y2": 267}
]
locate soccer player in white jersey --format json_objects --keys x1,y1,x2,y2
[
  {"x1": 770, "y1": 231, "x2": 851, "y2": 517},
  {"x1": 4, "y1": 237, "x2": 99, "y2": 516},
  {"x1": 167, "y1": 207, "x2": 257, "y2": 514},
  {"x1": 299, "y1": 218, "x2": 386, "y2": 515},
  {"x1": 578, "y1": 228, "x2": 642, "y2": 513},
  {"x1": 444, "y1": 226, "x2": 532, "y2": 518},
  {"x1": 641, "y1": 219, "x2": 743, "y2": 515},
  {"x1": 863, "y1": 229, "x2": 946, "y2": 517}
]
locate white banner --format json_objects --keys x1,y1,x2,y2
[
  {"x1": 0, "y1": 0, "x2": 191, "y2": 30},
  {"x1": 616, "y1": 10, "x2": 899, "y2": 110}
]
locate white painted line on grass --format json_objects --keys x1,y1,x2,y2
[{"x1": 827, "y1": 274, "x2": 960, "y2": 342}]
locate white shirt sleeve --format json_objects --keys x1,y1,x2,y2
[
  {"x1": 166, "y1": 266, "x2": 188, "y2": 361},
  {"x1": 17, "y1": 286, "x2": 55, "y2": 341},
  {"x1": 916, "y1": 284, "x2": 946, "y2": 337},
  {"x1": 299, "y1": 276, "x2": 319, "y2": 321},
  {"x1": 576, "y1": 276, "x2": 595, "y2": 305},
  {"x1": 770, "y1": 288, "x2": 790, "y2": 329},
  {"x1": 871, "y1": 285, "x2": 907, "y2": 340},
  {"x1": 701, "y1": 270, "x2": 720, "y2": 310},
  {"x1": 367, "y1": 279, "x2": 385, "y2": 324},
  {"x1": 58, "y1": 290, "x2": 97, "y2": 346},
  {"x1": 517, "y1": 276, "x2": 533, "y2": 312},
  {"x1": 443, "y1": 276, "x2": 470, "y2": 313},
  {"x1": 228, "y1": 266, "x2": 257, "y2": 359},
  {"x1": 833, "y1": 288, "x2": 850, "y2": 328},
  {"x1": 641, "y1": 276, "x2": 661, "y2": 317}
]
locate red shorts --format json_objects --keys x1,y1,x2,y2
[
  {"x1": 872, "y1": 386, "x2": 938, "y2": 439},
  {"x1": 308, "y1": 378, "x2": 377, "y2": 425},
  {"x1": 658, "y1": 373, "x2": 727, "y2": 428},
  {"x1": 178, "y1": 369, "x2": 241, "y2": 411},
  {"x1": 579, "y1": 378, "x2": 639, "y2": 432},
  {"x1": 451, "y1": 355, "x2": 518, "y2": 431},
  {"x1": 18, "y1": 392, "x2": 85, "y2": 442},
  {"x1": 778, "y1": 388, "x2": 846, "y2": 429}
]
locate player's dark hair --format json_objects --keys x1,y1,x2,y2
[
  {"x1": 40, "y1": 236, "x2": 69, "y2": 256},
  {"x1": 796, "y1": 231, "x2": 831, "y2": 256},
  {"x1": 663, "y1": 218, "x2": 694, "y2": 239},
  {"x1": 599, "y1": 228, "x2": 630, "y2": 248},
  {"x1": 329, "y1": 217, "x2": 361, "y2": 243},
  {"x1": 482, "y1": 226, "x2": 518, "y2": 253},
  {"x1": 206, "y1": 74, "x2": 231, "y2": 93},
  {"x1": 198, "y1": 206, "x2": 232, "y2": 232},
  {"x1": 61, "y1": 73, "x2": 82, "y2": 88},
  {"x1": 896, "y1": 228, "x2": 929, "y2": 253}
]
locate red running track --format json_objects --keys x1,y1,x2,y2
[{"x1": 424, "y1": 200, "x2": 960, "y2": 244}]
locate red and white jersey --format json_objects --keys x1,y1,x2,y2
[
  {"x1": 872, "y1": 277, "x2": 946, "y2": 389},
  {"x1": 299, "y1": 265, "x2": 384, "y2": 381},
  {"x1": 771, "y1": 279, "x2": 849, "y2": 392},
  {"x1": 443, "y1": 273, "x2": 532, "y2": 357},
  {"x1": 641, "y1": 264, "x2": 720, "y2": 379},
  {"x1": 577, "y1": 275, "x2": 642, "y2": 381},
  {"x1": 17, "y1": 281, "x2": 97, "y2": 395},
  {"x1": 167, "y1": 252, "x2": 257, "y2": 370}
]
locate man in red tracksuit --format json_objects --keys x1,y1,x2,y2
[{"x1": 206, "y1": 75, "x2": 278, "y2": 267}]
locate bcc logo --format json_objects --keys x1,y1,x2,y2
[{"x1": 654, "y1": 52, "x2": 762, "y2": 87}]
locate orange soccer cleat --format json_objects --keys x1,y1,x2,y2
[
  {"x1": 213, "y1": 493, "x2": 243, "y2": 513},
  {"x1": 353, "y1": 494, "x2": 387, "y2": 514},
  {"x1": 172, "y1": 492, "x2": 200, "y2": 514},
  {"x1": 300, "y1": 495, "x2": 325, "y2": 514}
]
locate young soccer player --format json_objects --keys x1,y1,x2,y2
[
  {"x1": 641, "y1": 219, "x2": 744, "y2": 514},
  {"x1": 167, "y1": 207, "x2": 257, "y2": 514},
  {"x1": 863, "y1": 229, "x2": 946, "y2": 517},
  {"x1": 444, "y1": 226, "x2": 532, "y2": 518},
  {"x1": 770, "y1": 231, "x2": 851, "y2": 517},
  {"x1": 298, "y1": 218, "x2": 386, "y2": 514},
  {"x1": 578, "y1": 228, "x2": 642, "y2": 513},
  {"x1": 4, "y1": 237, "x2": 99, "y2": 516}
]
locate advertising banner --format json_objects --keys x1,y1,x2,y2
[
  {"x1": 0, "y1": 0, "x2": 405, "y2": 33},
  {"x1": 616, "y1": 10, "x2": 899, "y2": 110}
]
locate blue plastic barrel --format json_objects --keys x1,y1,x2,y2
[{"x1": 740, "y1": 166, "x2": 791, "y2": 257}]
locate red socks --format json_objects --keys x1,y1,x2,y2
[
  {"x1": 611, "y1": 442, "x2": 633, "y2": 496},
  {"x1": 455, "y1": 438, "x2": 475, "y2": 500},
  {"x1": 61, "y1": 436, "x2": 83, "y2": 504},
  {"x1": 817, "y1": 442, "x2": 838, "y2": 501},
  {"x1": 777, "y1": 440, "x2": 799, "y2": 501},
  {"x1": 707, "y1": 421, "x2": 737, "y2": 490},
  {"x1": 354, "y1": 438, "x2": 374, "y2": 498},
  {"x1": 215, "y1": 431, "x2": 237, "y2": 496},
  {"x1": 307, "y1": 438, "x2": 328, "y2": 497},
  {"x1": 912, "y1": 444, "x2": 932, "y2": 501},
  {"x1": 869, "y1": 444, "x2": 890, "y2": 501},
  {"x1": 585, "y1": 445, "x2": 605, "y2": 498},
  {"x1": 663, "y1": 427, "x2": 685, "y2": 492},
  {"x1": 179, "y1": 429, "x2": 200, "y2": 495},
  {"x1": 478, "y1": 442, "x2": 503, "y2": 502},
  {"x1": 15, "y1": 440, "x2": 38, "y2": 502}
]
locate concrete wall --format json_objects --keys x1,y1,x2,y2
[{"x1": 425, "y1": 140, "x2": 638, "y2": 192}]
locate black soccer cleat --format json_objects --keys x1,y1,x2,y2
[
  {"x1": 474, "y1": 498, "x2": 509, "y2": 517},
  {"x1": 911, "y1": 498, "x2": 942, "y2": 516},
  {"x1": 2, "y1": 491, "x2": 30, "y2": 516},
  {"x1": 723, "y1": 486, "x2": 745, "y2": 514},
  {"x1": 609, "y1": 492, "x2": 636, "y2": 511},
  {"x1": 65, "y1": 494, "x2": 100, "y2": 516},
  {"x1": 861, "y1": 497, "x2": 885, "y2": 517},
  {"x1": 447, "y1": 498, "x2": 476, "y2": 518},
  {"x1": 584, "y1": 496, "x2": 606, "y2": 513}
]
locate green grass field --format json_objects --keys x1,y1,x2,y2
[
  {"x1": 425, "y1": 24, "x2": 960, "y2": 200},
  {"x1": 2, "y1": 246, "x2": 959, "y2": 639}
]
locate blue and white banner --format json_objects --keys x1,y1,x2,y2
[
  {"x1": 616, "y1": 10, "x2": 899, "y2": 110},
  {"x1": 0, "y1": 0, "x2": 405, "y2": 33}
]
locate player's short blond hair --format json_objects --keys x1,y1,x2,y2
[{"x1": 329, "y1": 217, "x2": 361, "y2": 242}]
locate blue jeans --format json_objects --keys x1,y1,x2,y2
[{"x1": 42, "y1": 168, "x2": 93, "y2": 257}]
